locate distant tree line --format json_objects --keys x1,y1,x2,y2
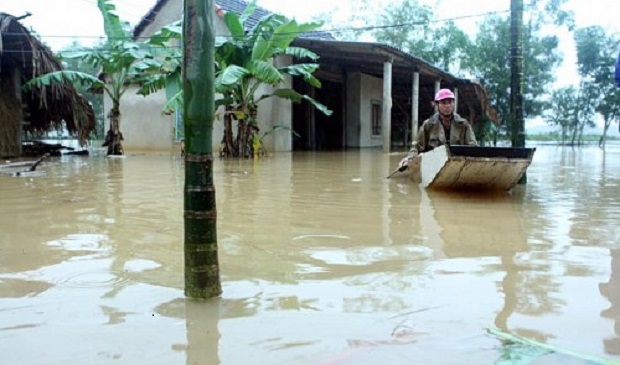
[{"x1": 315, "y1": 0, "x2": 620, "y2": 147}]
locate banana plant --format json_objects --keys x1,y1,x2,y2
[
  {"x1": 214, "y1": 0, "x2": 332, "y2": 157},
  {"x1": 25, "y1": 0, "x2": 182, "y2": 156}
]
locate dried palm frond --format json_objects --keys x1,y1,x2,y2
[{"x1": 0, "y1": 12, "x2": 95, "y2": 148}]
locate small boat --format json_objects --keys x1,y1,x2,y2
[{"x1": 409, "y1": 145, "x2": 536, "y2": 191}]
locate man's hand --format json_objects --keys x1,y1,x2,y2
[
  {"x1": 397, "y1": 157, "x2": 409, "y2": 171},
  {"x1": 398, "y1": 151, "x2": 418, "y2": 171},
  {"x1": 388, "y1": 153, "x2": 417, "y2": 178}
]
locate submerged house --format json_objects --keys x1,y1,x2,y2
[
  {"x1": 120, "y1": 0, "x2": 497, "y2": 153},
  {"x1": 0, "y1": 13, "x2": 95, "y2": 158}
]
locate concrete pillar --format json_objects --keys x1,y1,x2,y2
[
  {"x1": 434, "y1": 80, "x2": 441, "y2": 113},
  {"x1": 411, "y1": 72, "x2": 420, "y2": 142},
  {"x1": 382, "y1": 60, "x2": 393, "y2": 153},
  {"x1": 454, "y1": 87, "x2": 459, "y2": 113}
]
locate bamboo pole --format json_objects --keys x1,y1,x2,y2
[{"x1": 183, "y1": 0, "x2": 222, "y2": 298}]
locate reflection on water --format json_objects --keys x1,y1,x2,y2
[
  {"x1": 1, "y1": 145, "x2": 620, "y2": 364},
  {"x1": 601, "y1": 249, "x2": 620, "y2": 356}
]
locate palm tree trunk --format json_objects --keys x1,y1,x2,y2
[{"x1": 183, "y1": 0, "x2": 221, "y2": 298}]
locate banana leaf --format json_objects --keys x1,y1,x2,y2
[{"x1": 488, "y1": 328, "x2": 619, "y2": 365}]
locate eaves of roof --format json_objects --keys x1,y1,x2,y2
[{"x1": 293, "y1": 39, "x2": 458, "y2": 82}]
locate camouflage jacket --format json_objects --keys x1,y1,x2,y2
[{"x1": 409, "y1": 112, "x2": 477, "y2": 156}]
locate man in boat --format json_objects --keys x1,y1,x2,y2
[{"x1": 397, "y1": 88, "x2": 477, "y2": 170}]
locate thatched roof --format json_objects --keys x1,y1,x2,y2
[{"x1": 0, "y1": 12, "x2": 95, "y2": 144}]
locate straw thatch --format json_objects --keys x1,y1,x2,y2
[{"x1": 0, "y1": 12, "x2": 95, "y2": 157}]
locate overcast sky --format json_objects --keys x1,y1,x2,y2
[{"x1": 2, "y1": 0, "x2": 617, "y2": 50}]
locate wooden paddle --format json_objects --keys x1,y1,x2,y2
[{"x1": 386, "y1": 165, "x2": 407, "y2": 178}]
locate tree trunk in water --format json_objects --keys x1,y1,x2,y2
[
  {"x1": 104, "y1": 107, "x2": 123, "y2": 155},
  {"x1": 222, "y1": 106, "x2": 235, "y2": 157},
  {"x1": 183, "y1": 0, "x2": 221, "y2": 299},
  {"x1": 599, "y1": 119, "x2": 611, "y2": 149},
  {"x1": 236, "y1": 118, "x2": 247, "y2": 158},
  {"x1": 570, "y1": 116, "x2": 578, "y2": 146},
  {"x1": 233, "y1": 107, "x2": 259, "y2": 159},
  {"x1": 248, "y1": 107, "x2": 261, "y2": 158}
]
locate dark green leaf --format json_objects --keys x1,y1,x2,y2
[{"x1": 24, "y1": 71, "x2": 104, "y2": 90}]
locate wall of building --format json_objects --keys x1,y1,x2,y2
[
  {"x1": 108, "y1": 3, "x2": 292, "y2": 154},
  {"x1": 139, "y1": 1, "x2": 182, "y2": 39},
  {"x1": 256, "y1": 56, "x2": 293, "y2": 152},
  {"x1": 346, "y1": 72, "x2": 383, "y2": 148},
  {"x1": 103, "y1": 86, "x2": 174, "y2": 153}
]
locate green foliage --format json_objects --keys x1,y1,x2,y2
[
  {"x1": 465, "y1": 5, "x2": 565, "y2": 139},
  {"x1": 24, "y1": 0, "x2": 183, "y2": 154},
  {"x1": 371, "y1": 0, "x2": 435, "y2": 58},
  {"x1": 313, "y1": 0, "x2": 584, "y2": 144},
  {"x1": 335, "y1": 0, "x2": 472, "y2": 73},
  {"x1": 527, "y1": 133, "x2": 619, "y2": 142},
  {"x1": 58, "y1": 43, "x2": 106, "y2": 138},
  {"x1": 488, "y1": 328, "x2": 618, "y2": 365},
  {"x1": 97, "y1": 0, "x2": 131, "y2": 41},
  {"x1": 544, "y1": 86, "x2": 578, "y2": 143},
  {"x1": 473, "y1": 119, "x2": 497, "y2": 146},
  {"x1": 214, "y1": 0, "x2": 331, "y2": 157},
  {"x1": 257, "y1": 88, "x2": 331, "y2": 116},
  {"x1": 215, "y1": 6, "x2": 326, "y2": 104},
  {"x1": 148, "y1": 21, "x2": 182, "y2": 47},
  {"x1": 29, "y1": 0, "x2": 181, "y2": 107},
  {"x1": 572, "y1": 26, "x2": 620, "y2": 146},
  {"x1": 24, "y1": 70, "x2": 103, "y2": 90},
  {"x1": 542, "y1": 0, "x2": 575, "y2": 30}
]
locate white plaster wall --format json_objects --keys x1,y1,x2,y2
[
  {"x1": 258, "y1": 56, "x2": 293, "y2": 152},
  {"x1": 139, "y1": 2, "x2": 182, "y2": 38},
  {"x1": 104, "y1": 85, "x2": 175, "y2": 152},
  {"x1": 346, "y1": 72, "x2": 384, "y2": 148},
  {"x1": 360, "y1": 73, "x2": 383, "y2": 148}
]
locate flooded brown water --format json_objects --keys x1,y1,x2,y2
[{"x1": 1, "y1": 144, "x2": 620, "y2": 365}]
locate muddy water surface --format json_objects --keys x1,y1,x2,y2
[{"x1": 1, "y1": 145, "x2": 619, "y2": 365}]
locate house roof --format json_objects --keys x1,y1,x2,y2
[
  {"x1": 133, "y1": 0, "x2": 333, "y2": 40},
  {"x1": 0, "y1": 13, "x2": 95, "y2": 144},
  {"x1": 293, "y1": 39, "x2": 500, "y2": 124},
  {"x1": 132, "y1": 1, "x2": 497, "y2": 125}
]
